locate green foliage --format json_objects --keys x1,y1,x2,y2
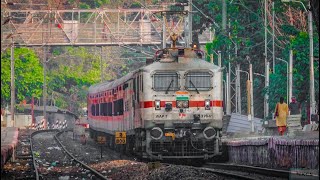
[
  {"x1": 281, "y1": 24, "x2": 299, "y2": 36},
  {"x1": 79, "y1": 3, "x2": 90, "y2": 9},
  {"x1": 1, "y1": 48, "x2": 43, "y2": 105},
  {"x1": 268, "y1": 30, "x2": 319, "y2": 117},
  {"x1": 130, "y1": 2, "x2": 141, "y2": 8},
  {"x1": 78, "y1": 0, "x2": 110, "y2": 8},
  {"x1": 200, "y1": 0, "x2": 319, "y2": 118},
  {"x1": 47, "y1": 46, "x2": 102, "y2": 114}
]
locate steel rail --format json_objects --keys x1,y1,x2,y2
[
  {"x1": 30, "y1": 129, "x2": 59, "y2": 180},
  {"x1": 31, "y1": 129, "x2": 108, "y2": 180},
  {"x1": 204, "y1": 163, "x2": 290, "y2": 178},
  {"x1": 161, "y1": 163, "x2": 255, "y2": 180},
  {"x1": 54, "y1": 130, "x2": 108, "y2": 180},
  {"x1": 200, "y1": 167, "x2": 256, "y2": 180}
]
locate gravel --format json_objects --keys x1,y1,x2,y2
[
  {"x1": 3, "y1": 129, "x2": 300, "y2": 180},
  {"x1": 148, "y1": 165, "x2": 233, "y2": 180},
  {"x1": 56, "y1": 130, "x2": 237, "y2": 180},
  {"x1": 32, "y1": 131, "x2": 92, "y2": 179}
]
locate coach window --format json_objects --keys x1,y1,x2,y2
[
  {"x1": 133, "y1": 78, "x2": 136, "y2": 100},
  {"x1": 124, "y1": 83, "x2": 128, "y2": 90},
  {"x1": 95, "y1": 104, "x2": 100, "y2": 116},
  {"x1": 153, "y1": 72, "x2": 179, "y2": 91},
  {"x1": 91, "y1": 104, "x2": 96, "y2": 116},
  {"x1": 107, "y1": 102, "x2": 112, "y2": 116},
  {"x1": 101, "y1": 103, "x2": 107, "y2": 116},
  {"x1": 113, "y1": 100, "x2": 117, "y2": 116},
  {"x1": 185, "y1": 71, "x2": 212, "y2": 91}
]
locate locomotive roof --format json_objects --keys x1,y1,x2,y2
[
  {"x1": 88, "y1": 69, "x2": 139, "y2": 94},
  {"x1": 88, "y1": 49, "x2": 221, "y2": 95}
]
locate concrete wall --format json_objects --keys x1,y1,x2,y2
[{"x1": 5, "y1": 114, "x2": 32, "y2": 127}]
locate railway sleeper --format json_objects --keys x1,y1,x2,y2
[{"x1": 16, "y1": 155, "x2": 33, "y2": 159}]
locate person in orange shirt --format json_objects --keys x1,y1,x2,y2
[{"x1": 274, "y1": 97, "x2": 289, "y2": 136}]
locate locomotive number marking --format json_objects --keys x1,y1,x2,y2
[
  {"x1": 200, "y1": 114, "x2": 213, "y2": 118},
  {"x1": 115, "y1": 131, "x2": 126, "y2": 138},
  {"x1": 115, "y1": 138, "x2": 126, "y2": 144},
  {"x1": 115, "y1": 132, "x2": 126, "y2": 144},
  {"x1": 155, "y1": 114, "x2": 168, "y2": 118}
]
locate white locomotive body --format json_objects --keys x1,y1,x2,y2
[{"x1": 88, "y1": 47, "x2": 223, "y2": 159}]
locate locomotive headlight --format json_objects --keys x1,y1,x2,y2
[
  {"x1": 203, "y1": 127, "x2": 216, "y2": 140},
  {"x1": 176, "y1": 100, "x2": 183, "y2": 108},
  {"x1": 155, "y1": 100, "x2": 161, "y2": 110},
  {"x1": 182, "y1": 100, "x2": 189, "y2": 108},
  {"x1": 150, "y1": 127, "x2": 163, "y2": 140},
  {"x1": 205, "y1": 99, "x2": 210, "y2": 110}
]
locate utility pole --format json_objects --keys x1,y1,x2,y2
[
  {"x1": 265, "y1": 62, "x2": 270, "y2": 118},
  {"x1": 10, "y1": 34, "x2": 15, "y2": 127},
  {"x1": 163, "y1": 15, "x2": 166, "y2": 48},
  {"x1": 189, "y1": 0, "x2": 192, "y2": 47},
  {"x1": 227, "y1": 16, "x2": 231, "y2": 114},
  {"x1": 43, "y1": 46, "x2": 47, "y2": 123},
  {"x1": 218, "y1": 51, "x2": 222, "y2": 68},
  {"x1": 308, "y1": 1, "x2": 316, "y2": 121},
  {"x1": 289, "y1": 50, "x2": 293, "y2": 101},
  {"x1": 236, "y1": 64, "x2": 241, "y2": 114},
  {"x1": 222, "y1": 0, "x2": 227, "y2": 32},
  {"x1": 264, "y1": 0, "x2": 269, "y2": 119},
  {"x1": 101, "y1": 46, "x2": 103, "y2": 82},
  {"x1": 226, "y1": 72, "x2": 231, "y2": 115},
  {"x1": 184, "y1": 0, "x2": 192, "y2": 47},
  {"x1": 249, "y1": 63, "x2": 254, "y2": 132},
  {"x1": 272, "y1": 1, "x2": 275, "y2": 73}
]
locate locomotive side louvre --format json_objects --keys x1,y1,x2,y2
[{"x1": 87, "y1": 47, "x2": 224, "y2": 160}]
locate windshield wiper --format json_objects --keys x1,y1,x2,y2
[
  {"x1": 189, "y1": 80, "x2": 199, "y2": 94},
  {"x1": 165, "y1": 79, "x2": 174, "y2": 94}
]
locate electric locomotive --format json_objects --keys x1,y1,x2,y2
[{"x1": 87, "y1": 38, "x2": 224, "y2": 160}]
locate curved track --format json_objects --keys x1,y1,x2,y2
[{"x1": 31, "y1": 130, "x2": 108, "y2": 180}]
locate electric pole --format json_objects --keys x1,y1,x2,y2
[
  {"x1": 249, "y1": 63, "x2": 254, "y2": 132},
  {"x1": 184, "y1": 0, "x2": 192, "y2": 47},
  {"x1": 43, "y1": 47, "x2": 47, "y2": 123},
  {"x1": 10, "y1": 34, "x2": 15, "y2": 127},
  {"x1": 264, "y1": 0, "x2": 269, "y2": 119},
  {"x1": 222, "y1": 0, "x2": 227, "y2": 32},
  {"x1": 308, "y1": 1, "x2": 316, "y2": 120}
]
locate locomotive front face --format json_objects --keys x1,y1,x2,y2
[{"x1": 141, "y1": 48, "x2": 223, "y2": 159}]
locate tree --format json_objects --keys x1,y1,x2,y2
[
  {"x1": 310, "y1": 0, "x2": 319, "y2": 33},
  {"x1": 1, "y1": 48, "x2": 44, "y2": 106},
  {"x1": 47, "y1": 46, "x2": 102, "y2": 113}
]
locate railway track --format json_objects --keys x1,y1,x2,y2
[
  {"x1": 200, "y1": 163, "x2": 290, "y2": 180},
  {"x1": 7, "y1": 128, "x2": 36, "y2": 179},
  {"x1": 31, "y1": 130, "x2": 108, "y2": 180}
]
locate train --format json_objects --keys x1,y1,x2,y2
[{"x1": 87, "y1": 39, "x2": 224, "y2": 160}]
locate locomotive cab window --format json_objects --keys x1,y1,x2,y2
[
  {"x1": 153, "y1": 72, "x2": 179, "y2": 91},
  {"x1": 185, "y1": 71, "x2": 212, "y2": 91}
]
